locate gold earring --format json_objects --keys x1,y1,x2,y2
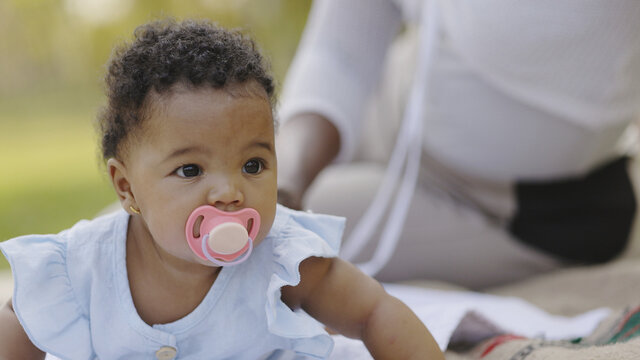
[{"x1": 129, "y1": 205, "x2": 141, "y2": 214}]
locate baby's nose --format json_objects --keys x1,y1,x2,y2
[{"x1": 207, "y1": 181, "x2": 244, "y2": 210}]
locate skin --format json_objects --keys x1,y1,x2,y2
[
  {"x1": 276, "y1": 113, "x2": 340, "y2": 210},
  {"x1": 0, "y1": 82, "x2": 444, "y2": 359},
  {"x1": 0, "y1": 300, "x2": 45, "y2": 359}
]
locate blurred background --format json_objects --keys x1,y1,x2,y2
[{"x1": 0, "y1": 0, "x2": 312, "y2": 268}]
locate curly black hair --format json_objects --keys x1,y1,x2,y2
[{"x1": 98, "y1": 19, "x2": 276, "y2": 161}]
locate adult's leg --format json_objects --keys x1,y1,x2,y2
[{"x1": 304, "y1": 162, "x2": 561, "y2": 289}]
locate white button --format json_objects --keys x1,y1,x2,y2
[{"x1": 155, "y1": 346, "x2": 177, "y2": 360}]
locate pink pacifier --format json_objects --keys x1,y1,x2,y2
[{"x1": 185, "y1": 205, "x2": 260, "y2": 266}]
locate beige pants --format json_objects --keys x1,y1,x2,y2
[{"x1": 302, "y1": 29, "x2": 640, "y2": 289}]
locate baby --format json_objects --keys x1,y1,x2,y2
[{"x1": 0, "y1": 19, "x2": 444, "y2": 359}]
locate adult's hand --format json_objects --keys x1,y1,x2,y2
[{"x1": 276, "y1": 113, "x2": 340, "y2": 210}]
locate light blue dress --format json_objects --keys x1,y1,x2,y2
[{"x1": 0, "y1": 205, "x2": 344, "y2": 360}]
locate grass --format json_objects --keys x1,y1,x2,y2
[{"x1": 0, "y1": 91, "x2": 118, "y2": 270}]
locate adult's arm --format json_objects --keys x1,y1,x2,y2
[{"x1": 276, "y1": 0, "x2": 404, "y2": 209}]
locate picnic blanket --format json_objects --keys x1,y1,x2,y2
[
  {"x1": 326, "y1": 256, "x2": 640, "y2": 359},
  {"x1": 461, "y1": 257, "x2": 640, "y2": 360},
  {"x1": 330, "y1": 285, "x2": 613, "y2": 359}
]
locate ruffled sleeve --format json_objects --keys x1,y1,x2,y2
[
  {"x1": 265, "y1": 206, "x2": 345, "y2": 358},
  {"x1": 0, "y1": 233, "x2": 93, "y2": 360}
]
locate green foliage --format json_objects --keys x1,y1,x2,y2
[
  {"x1": 0, "y1": 0, "x2": 311, "y2": 95},
  {"x1": 0, "y1": 91, "x2": 116, "y2": 240}
]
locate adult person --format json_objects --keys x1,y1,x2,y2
[{"x1": 276, "y1": 0, "x2": 640, "y2": 289}]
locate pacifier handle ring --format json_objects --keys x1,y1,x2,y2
[{"x1": 201, "y1": 235, "x2": 253, "y2": 266}]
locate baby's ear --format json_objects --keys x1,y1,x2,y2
[{"x1": 106, "y1": 158, "x2": 134, "y2": 210}]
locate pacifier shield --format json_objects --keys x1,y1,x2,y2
[{"x1": 185, "y1": 205, "x2": 261, "y2": 266}]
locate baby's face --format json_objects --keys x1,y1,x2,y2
[{"x1": 124, "y1": 82, "x2": 277, "y2": 266}]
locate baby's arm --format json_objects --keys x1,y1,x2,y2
[
  {"x1": 281, "y1": 257, "x2": 444, "y2": 359},
  {"x1": 0, "y1": 299, "x2": 45, "y2": 359}
]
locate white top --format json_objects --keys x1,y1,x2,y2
[
  {"x1": 280, "y1": 0, "x2": 640, "y2": 180},
  {"x1": 0, "y1": 206, "x2": 344, "y2": 360}
]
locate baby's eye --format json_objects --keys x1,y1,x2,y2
[
  {"x1": 176, "y1": 164, "x2": 202, "y2": 178},
  {"x1": 243, "y1": 159, "x2": 264, "y2": 175}
]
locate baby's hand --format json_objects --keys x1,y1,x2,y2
[{"x1": 281, "y1": 257, "x2": 445, "y2": 359}]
